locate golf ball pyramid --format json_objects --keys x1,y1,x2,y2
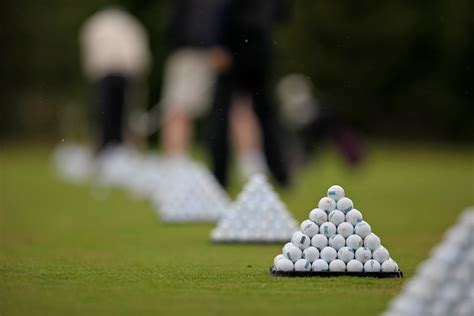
[
  {"x1": 272, "y1": 185, "x2": 400, "y2": 275},
  {"x1": 211, "y1": 174, "x2": 298, "y2": 243},
  {"x1": 383, "y1": 208, "x2": 474, "y2": 316}
]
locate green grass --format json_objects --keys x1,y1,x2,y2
[{"x1": 1, "y1": 142, "x2": 473, "y2": 315}]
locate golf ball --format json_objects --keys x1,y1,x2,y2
[
  {"x1": 328, "y1": 210, "x2": 345, "y2": 226},
  {"x1": 345, "y1": 209, "x2": 363, "y2": 226},
  {"x1": 320, "y1": 247, "x2": 337, "y2": 263},
  {"x1": 327, "y1": 185, "x2": 345, "y2": 201},
  {"x1": 300, "y1": 219, "x2": 319, "y2": 237},
  {"x1": 294, "y1": 259, "x2": 312, "y2": 272},
  {"x1": 337, "y1": 246, "x2": 355, "y2": 263},
  {"x1": 355, "y1": 247, "x2": 372, "y2": 263},
  {"x1": 346, "y1": 234, "x2": 363, "y2": 250},
  {"x1": 284, "y1": 243, "x2": 303, "y2": 262},
  {"x1": 337, "y1": 222, "x2": 354, "y2": 238},
  {"x1": 291, "y1": 231, "x2": 311, "y2": 250},
  {"x1": 373, "y1": 246, "x2": 390, "y2": 263},
  {"x1": 329, "y1": 259, "x2": 346, "y2": 272},
  {"x1": 309, "y1": 208, "x2": 327, "y2": 225},
  {"x1": 329, "y1": 234, "x2": 346, "y2": 251},
  {"x1": 355, "y1": 221, "x2": 372, "y2": 238},
  {"x1": 312, "y1": 259, "x2": 329, "y2": 271},
  {"x1": 364, "y1": 233, "x2": 381, "y2": 251},
  {"x1": 273, "y1": 254, "x2": 285, "y2": 267},
  {"x1": 336, "y1": 197, "x2": 353, "y2": 214},
  {"x1": 318, "y1": 197, "x2": 336, "y2": 213},
  {"x1": 364, "y1": 259, "x2": 381, "y2": 272},
  {"x1": 303, "y1": 246, "x2": 320, "y2": 263},
  {"x1": 319, "y1": 222, "x2": 337, "y2": 238},
  {"x1": 347, "y1": 259, "x2": 364, "y2": 272},
  {"x1": 311, "y1": 234, "x2": 328, "y2": 250},
  {"x1": 277, "y1": 258, "x2": 294, "y2": 272},
  {"x1": 381, "y1": 258, "x2": 399, "y2": 272}
]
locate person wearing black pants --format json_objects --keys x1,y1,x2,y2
[{"x1": 208, "y1": 0, "x2": 290, "y2": 187}]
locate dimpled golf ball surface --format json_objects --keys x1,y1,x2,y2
[
  {"x1": 328, "y1": 210, "x2": 345, "y2": 226},
  {"x1": 320, "y1": 247, "x2": 337, "y2": 263},
  {"x1": 284, "y1": 243, "x2": 302, "y2": 262},
  {"x1": 303, "y1": 247, "x2": 319, "y2": 263},
  {"x1": 338, "y1": 247, "x2": 355, "y2": 263},
  {"x1": 318, "y1": 197, "x2": 336, "y2": 213},
  {"x1": 312, "y1": 259, "x2": 329, "y2": 271},
  {"x1": 311, "y1": 234, "x2": 328, "y2": 250},
  {"x1": 347, "y1": 259, "x2": 364, "y2": 272},
  {"x1": 381, "y1": 258, "x2": 399, "y2": 272},
  {"x1": 355, "y1": 247, "x2": 372, "y2": 263},
  {"x1": 309, "y1": 208, "x2": 327, "y2": 225},
  {"x1": 364, "y1": 233, "x2": 381, "y2": 251},
  {"x1": 336, "y1": 197, "x2": 353, "y2": 214},
  {"x1": 329, "y1": 259, "x2": 346, "y2": 272},
  {"x1": 300, "y1": 220, "x2": 319, "y2": 237},
  {"x1": 346, "y1": 234, "x2": 363, "y2": 250},
  {"x1": 294, "y1": 259, "x2": 312, "y2": 271},
  {"x1": 329, "y1": 234, "x2": 345, "y2": 251},
  {"x1": 277, "y1": 258, "x2": 294, "y2": 271},
  {"x1": 274, "y1": 254, "x2": 285, "y2": 267},
  {"x1": 327, "y1": 185, "x2": 345, "y2": 201},
  {"x1": 319, "y1": 222, "x2": 337, "y2": 238},
  {"x1": 355, "y1": 221, "x2": 372, "y2": 238},
  {"x1": 373, "y1": 246, "x2": 390, "y2": 263},
  {"x1": 364, "y1": 259, "x2": 381, "y2": 272},
  {"x1": 337, "y1": 222, "x2": 354, "y2": 238},
  {"x1": 345, "y1": 209, "x2": 363, "y2": 226},
  {"x1": 291, "y1": 231, "x2": 310, "y2": 250}
]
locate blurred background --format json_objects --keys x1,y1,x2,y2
[{"x1": 2, "y1": 0, "x2": 473, "y2": 143}]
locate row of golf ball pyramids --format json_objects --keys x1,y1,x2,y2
[
  {"x1": 273, "y1": 185, "x2": 399, "y2": 273},
  {"x1": 383, "y1": 208, "x2": 474, "y2": 316},
  {"x1": 211, "y1": 174, "x2": 298, "y2": 242}
]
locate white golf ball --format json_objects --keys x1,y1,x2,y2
[
  {"x1": 311, "y1": 234, "x2": 328, "y2": 250},
  {"x1": 284, "y1": 243, "x2": 303, "y2": 262},
  {"x1": 320, "y1": 247, "x2": 337, "y2": 263},
  {"x1": 355, "y1": 221, "x2": 372, "y2": 238},
  {"x1": 312, "y1": 259, "x2": 329, "y2": 271},
  {"x1": 346, "y1": 234, "x2": 363, "y2": 250},
  {"x1": 364, "y1": 259, "x2": 381, "y2": 272},
  {"x1": 346, "y1": 259, "x2": 364, "y2": 272},
  {"x1": 300, "y1": 220, "x2": 319, "y2": 237},
  {"x1": 381, "y1": 258, "x2": 399, "y2": 272},
  {"x1": 318, "y1": 197, "x2": 336, "y2": 213},
  {"x1": 273, "y1": 254, "x2": 285, "y2": 267},
  {"x1": 364, "y1": 233, "x2": 381, "y2": 251},
  {"x1": 309, "y1": 208, "x2": 327, "y2": 225},
  {"x1": 336, "y1": 197, "x2": 353, "y2": 214},
  {"x1": 373, "y1": 246, "x2": 390, "y2": 263},
  {"x1": 303, "y1": 246, "x2": 320, "y2": 263},
  {"x1": 345, "y1": 209, "x2": 363, "y2": 226},
  {"x1": 329, "y1": 259, "x2": 346, "y2": 272},
  {"x1": 327, "y1": 185, "x2": 345, "y2": 201},
  {"x1": 337, "y1": 222, "x2": 354, "y2": 238},
  {"x1": 355, "y1": 247, "x2": 372, "y2": 263},
  {"x1": 277, "y1": 258, "x2": 294, "y2": 272},
  {"x1": 291, "y1": 231, "x2": 311, "y2": 250},
  {"x1": 294, "y1": 259, "x2": 312, "y2": 272},
  {"x1": 337, "y1": 246, "x2": 355, "y2": 263},
  {"x1": 319, "y1": 222, "x2": 337, "y2": 238},
  {"x1": 328, "y1": 210, "x2": 345, "y2": 226},
  {"x1": 329, "y1": 234, "x2": 345, "y2": 251}
]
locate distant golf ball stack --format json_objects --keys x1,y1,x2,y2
[{"x1": 271, "y1": 185, "x2": 400, "y2": 275}]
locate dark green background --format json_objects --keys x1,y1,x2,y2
[{"x1": 1, "y1": 0, "x2": 473, "y2": 140}]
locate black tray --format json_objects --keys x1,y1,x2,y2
[{"x1": 269, "y1": 266, "x2": 403, "y2": 278}]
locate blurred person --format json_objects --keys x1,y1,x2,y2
[
  {"x1": 159, "y1": 0, "x2": 231, "y2": 157},
  {"x1": 277, "y1": 74, "x2": 365, "y2": 167},
  {"x1": 209, "y1": 0, "x2": 291, "y2": 187},
  {"x1": 80, "y1": 6, "x2": 151, "y2": 152}
]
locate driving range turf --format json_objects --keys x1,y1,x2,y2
[{"x1": 1, "y1": 142, "x2": 473, "y2": 315}]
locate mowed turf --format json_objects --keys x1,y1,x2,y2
[{"x1": 1, "y1": 143, "x2": 473, "y2": 315}]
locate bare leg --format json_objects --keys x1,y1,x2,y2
[{"x1": 161, "y1": 110, "x2": 192, "y2": 155}]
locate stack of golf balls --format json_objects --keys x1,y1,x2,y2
[
  {"x1": 383, "y1": 208, "x2": 474, "y2": 316},
  {"x1": 151, "y1": 157, "x2": 230, "y2": 222},
  {"x1": 273, "y1": 185, "x2": 399, "y2": 273},
  {"x1": 52, "y1": 142, "x2": 94, "y2": 183},
  {"x1": 211, "y1": 174, "x2": 298, "y2": 242}
]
